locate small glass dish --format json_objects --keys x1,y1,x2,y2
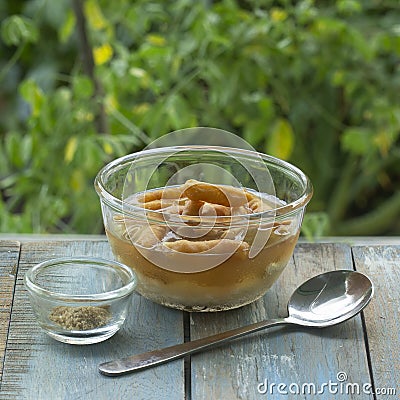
[{"x1": 24, "y1": 257, "x2": 137, "y2": 345}]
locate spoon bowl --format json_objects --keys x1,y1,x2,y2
[
  {"x1": 287, "y1": 270, "x2": 374, "y2": 327},
  {"x1": 99, "y1": 269, "x2": 373, "y2": 376}
]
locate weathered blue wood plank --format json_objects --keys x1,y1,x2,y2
[
  {"x1": 0, "y1": 240, "x2": 185, "y2": 400},
  {"x1": 190, "y1": 243, "x2": 373, "y2": 400},
  {"x1": 352, "y1": 245, "x2": 400, "y2": 399},
  {"x1": 0, "y1": 241, "x2": 20, "y2": 381}
]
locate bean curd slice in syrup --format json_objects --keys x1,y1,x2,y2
[
  {"x1": 182, "y1": 179, "x2": 255, "y2": 207},
  {"x1": 124, "y1": 180, "x2": 290, "y2": 254}
]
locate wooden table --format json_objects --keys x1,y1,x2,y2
[{"x1": 0, "y1": 238, "x2": 398, "y2": 399}]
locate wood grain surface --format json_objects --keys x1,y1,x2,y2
[
  {"x1": 0, "y1": 240, "x2": 185, "y2": 400},
  {"x1": 352, "y1": 245, "x2": 400, "y2": 400},
  {"x1": 0, "y1": 239, "x2": 399, "y2": 400},
  {"x1": 190, "y1": 243, "x2": 373, "y2": 399},
  {"x1": 0, "y1": 241, "x2": 20, "y2": 380}
]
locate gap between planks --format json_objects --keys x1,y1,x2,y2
[{"x1": 0, "y1": 241, "x2": 21, "y2": 384}]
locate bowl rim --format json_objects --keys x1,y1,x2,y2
[
  {"x1": 24, "y1": 257, "x2": 137, "y2": 301},
  {"x1": 94, "y1": 145, "x2": 313, "y2": 224}
]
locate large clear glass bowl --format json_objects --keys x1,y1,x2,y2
[{"x1": 95, "y1": 146, "x2": 312, "y2": 311}]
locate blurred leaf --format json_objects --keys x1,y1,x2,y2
[
  {"x1": 59, "y1": 9, "x2": 76, "y2": 43},
  {"x1": 73, "y1": 75, "x2": 94, "y2": 99},
  {"x1": 336, "y1": 0, "x2": 362, "y2": 15},
  {"x1": 373, "y1": 129, "x2": 398, "y2": 157},
  {"x1": 1, "y1": 15, "x2": 39, "y2": 46},
  {"x1": 5, "y1": 131, "x2": 23, "y2": 168},
  {"x1": 301, "y1": 212, "x2": 331, "y2": 241},
  {"x1": 341, "y1": 127, "x2": 373, "y2": 156},
  {"x1": 19, "y1": 79, "x2": 44, "y2": 117},
  {"x1": 21, "y1": 135, "x2": 33, "y2": 165},
  {"x1": 129, "y1": 67, "x2": 151, "y2": 88},
  {"x1": 104, "y1": 93, "x2": 119, "y2": 114},
  {"x1": 64, "y1": 136, "x2": 78, "y2": 163},
  {"x1": 102, "y1": 142, "x2": 113, "y2": 155},
  {"x1": 93, "y1": 43, "x2": 113, "y2": 65},
  {"x1": 258, "y1": 97, "x2": 275, "y2": 118},
  {"x1": 312, "y1": 17, "x2": 346, "y2": 37},
  {"x1": 146, "y1": 34, "x2": 167, "y2": 46},
  {"x1": 270, "y1": 8, "x2": 288, "y2": 23},
  {"x1": 84, "y1": 0, "x2": 108, "y2": 30},
  {"x1": 70, "y1": 169, "x2": 85, "y2": 193},
  {"x1": 243, "y1": 120, "x2": 268, "y2": 146},
  {"x1": 265, "y1": 118, "x2": 295, "y2": 160}
]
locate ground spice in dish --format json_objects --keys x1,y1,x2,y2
[{"x1": 49, "y1": 306, "x2": 111, "y2": 331}]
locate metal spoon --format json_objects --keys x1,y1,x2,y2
[{"x1": 99, "y1": 269, "x2": 373, "y2": 376}]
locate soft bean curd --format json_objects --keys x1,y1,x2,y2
[{"x1": 106, "y1": 179, "x2": 299, "y2": 311}]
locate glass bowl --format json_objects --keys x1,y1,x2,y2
[
  {"x1": 24, "y1": 257, "x2": 137, "y2": 344},
  {"x1": 95, "y1": 145, "x2": 312, "y2": 312}
]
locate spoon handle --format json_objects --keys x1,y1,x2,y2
[{"x1": 99, "y1": 317, "x2": 289, "y2": 376}]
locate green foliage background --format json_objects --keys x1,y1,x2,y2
[{"x1": 0, "y1": 0, "x2": 399, "y2": 236}]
